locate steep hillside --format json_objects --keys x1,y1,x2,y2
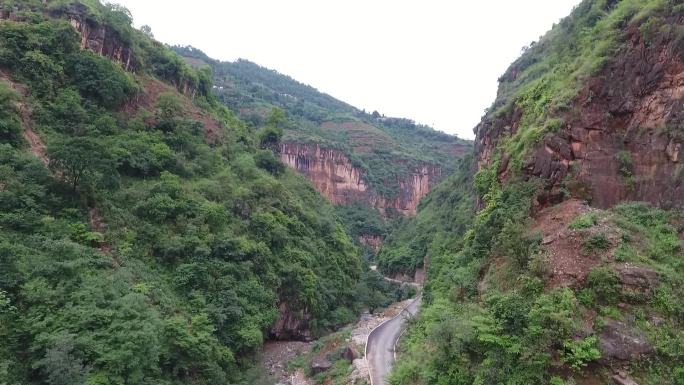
[
  {"x1": 174, "y1": 46, "x2": 471, "y2": 222},
  {"x1": 388, "y1": 1, "x2": 684, "y2": 384},
  {"x1": 0, "y1": 2, "x2": 409, "y2": 384}
]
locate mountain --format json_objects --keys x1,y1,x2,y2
[
  {"x1": 172, "y1": 46, "x2": 471, "y2": 250},
  {"x1": 0, "y1": 1, "x2": 412, "y2": 384},
  {"x1": 385, "y1": 1, "x2": 684, "y2": 384}
]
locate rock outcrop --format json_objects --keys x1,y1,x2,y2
[
  {"x1": 270, "y1": 300, "x2": 312, "y2": 341},
  {"x1": 280, "y1": 142, "x2": 442, "y2": 215},
  {"x1": 598, "y1": 320, "x2": 653, "y2": 362},
  {"x1": 475, "y1": 20, "x2": 684, "y2": 210}
]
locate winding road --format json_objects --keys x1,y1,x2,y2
[{"x1": 366, "y1": 296, "x2": 421, "y2": 385}]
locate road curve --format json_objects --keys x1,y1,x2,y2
[{"x1": 366, "y1": 296, "x2": 421, "y2": 385}]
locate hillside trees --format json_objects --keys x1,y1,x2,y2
[{"x1": 0, "y1": 2, "x2": 371, "y2": 384}]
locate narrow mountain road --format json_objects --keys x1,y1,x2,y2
[{"x1": 366, "y1": 295, "x2": 421, "y2": 385}]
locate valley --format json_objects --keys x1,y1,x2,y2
[{"x1": 0, "y1": 1, "x2": 682, "y2": 385}]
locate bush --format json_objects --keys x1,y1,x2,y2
[
  {"x1": 569, "y1": 213, "x2": 597, "y2": 230},
  {"x1": 584, "y1": 267, "x2": 620, "y2": 305},
  {"x1": 65, "y1": 51, "x2": 137, "y2": 109},
  {"x1": 254, "y1": 150, "x2": 285, "y2": 176},
  {"x1": 582, "y1": 233, "x2": 611, "y2": 252},
  {"x1": 561, "y1": 336, "x2": 601, "y2": 371}
]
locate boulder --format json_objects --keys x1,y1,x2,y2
[
  {"x1": 612, "y1": 371, "x2": 639, "y2": 385},
  {"x1": 615, "y1": 264, "x2": 658, "y2": 295},
  {"x1": 310, "y1": 357, "x2": 332, "y2": 374},
  {"x1": 342, "y1": 345, "x2": 358, "y2": 362},
  {"x1": 599, "y1": 320, "x2": 652, "y2": 361}
]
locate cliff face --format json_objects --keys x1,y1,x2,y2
[
  {"x1": 280, "y1": 142, "x2": 442, "y2": 216},
  {"x1": 476, "y1": 20, "x2": 684, "y2": 210}
]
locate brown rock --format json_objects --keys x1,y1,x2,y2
[
  {"x1": 599, "y1": 320, "x2": 652, "y2": 361},
  {"x1": 473, "y1": 16, "x2": 684, "y2": 210},
  {"x1": 615, "y1": 264, "x2": 659, "y2": 295},
  {"x1": 280, "y1": 141, "x2": 450, "y2": 216},
  {"x1": 342, "y1": 345, "x2": 358, "y2": 362},
  {"x1": 310, "y1": 357, "x2": 332, "y2": 374},
  {"x1": 270, "y1": 300, "x2": 312, "y2": 341}
]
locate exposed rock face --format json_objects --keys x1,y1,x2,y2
[
  {"x1": 270, "y1": 301, "x2": 312, "y2": 341},
  {"x1": 476, "y1": 22, "x2": 684, "y2": 209},
  {"x1": 598, "y1": 320, "x2": 653, "y2": 361},
  {"x1": 615, "y1": 264, "x2": 659, "y2": 295},
  {"x1": 280, "y1": 142, "x2": 442, "y2": 215},
  {"x1": 43, "y1": 3, "x2": 137, "y2": 72}
]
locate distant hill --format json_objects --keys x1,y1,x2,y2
[{"x1": 174, "y1": 45, "x2": 471, "y2": 249}]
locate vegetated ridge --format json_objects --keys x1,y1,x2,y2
[
  {"x1": 385, "y1": 1, "x2": 684, "y2": 384},
  {"x1": 173, "y1": 45, "x2": 471, "y2": 252},
  {"x1": 0, "y1": 1, "x2": 412, "y2": 384}
]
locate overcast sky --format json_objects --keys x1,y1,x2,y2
[{"x1": 115, "y1": 0, "x2": 580, "y2": 139}]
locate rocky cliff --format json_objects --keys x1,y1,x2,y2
[
  {"x1": 476, "y1": 13, "x2": 684, "y2": 210},
  {"x1": 280, "y1": 142, "x2": 442, "y2": 216}
]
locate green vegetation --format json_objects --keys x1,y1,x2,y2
[
  {"x1": 172, "y1": 46, "x2": 470, "y2": 201},
  {"x1": 390, "y1": 189, "x2": 683, "y2": 384},
  {"x1": 387, "y1": 2, "x2": 684, "y2": 381},
  {"x1": 386, "y1": 1, "x2": 683, "y2": 384},
  {"x1": 569, "y1": 212, "x2": 597, "y2": 229},
  {"x1": 378, "y1": 155, "x2": 475, "y2": 275},
  {"x1": 0, "y1": 2, "x2": 400, "y2": 384},
  {"x1": 582, "y1": 233, "x2": 611, "y2": 252},
  {"x1": 561, "y1": 336, "x2": 601, "y2": 371}
]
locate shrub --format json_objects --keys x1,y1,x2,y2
[
  {"x1": 582, "y1": 233, "x2": 611, "y2": 252},
  {"x1": 254, "y1": 150, "x2": 285, "y2": 176},
  {"x1": 561, "y1": 336, "x2": 601, "y2": 370},
  {"x1": 585, "y1": 267, "x2": 620, "y2": 305},
  {"x1": 569, "y1": 213, "x2": 597, "y2": 230}
]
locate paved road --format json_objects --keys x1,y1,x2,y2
[{"x1": 366, "y1": 296, "x2": 421, "y2": 385}]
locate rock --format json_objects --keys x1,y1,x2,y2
[
  {"x1": 599, "y1": 320, "x2": 652, "y2": 361},
  {"x1": 270, "y1": 300, "x2": 313, "y2": 341},
  {"x1": 310, "y1": 357, "x2": 332, "y2": 375},
  {"x1": 648, "y1": 315, "x2": 665, "y2": 327},
  {"x1": 612, "y1": 371, "x2": 639, "y2": 385},
  {"x1": 615, "y1": 264, "x2": 659, "y2": 295},
  {"x1": 343, "y1": 345, "x2": 358, "y2": 362}
]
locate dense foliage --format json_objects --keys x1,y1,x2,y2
[
  {"x1": 0, "y1": 2, "x2": 396, "y2": 384},
  {"x1": 377, "y1": 155, "x2": 475, "y2": 275}
]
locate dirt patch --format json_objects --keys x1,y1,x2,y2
[
  {"x1": 532, "y1": 199, "x2": 621, "y2": 288},
  {"x1": 123, "y1": 76, "x2": 223, "y2": 144},
  {"x1": 262, "y1": 340, "x2": 313, "y2": 383},
  {"x1": 0, "y1": 70, "x2": 48, "y2": 165}
]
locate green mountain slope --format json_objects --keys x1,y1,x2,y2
[
  {"x1": 173, "y1": 46, "x2": 471, "y2": 210},
  {"x1": 387, "y1": 1, "x2": 684, "y2": 384},
  {"x1": 0, "y1": 2, "x2": 408, "y2": 384}
]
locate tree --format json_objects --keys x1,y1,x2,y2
[
  {"x1": 37, "y1": 336, "x2": 89, "y2": 385},
  {"x1": 0, "y1": 84, "x2": 20, "y2": 145},
  {"x1": 139, "y1": 25, "x2": 154, "y2": 38},
  {"x1": 47, "y1": 137, "x2": 117, "y2": 191}
]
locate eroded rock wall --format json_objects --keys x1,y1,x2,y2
[
  {"x1": 280, "y1": 142, "x2": 442, "y2": 216},
  {"x1": 476, "y1": 22, "x2": 684, "y2": 209}
]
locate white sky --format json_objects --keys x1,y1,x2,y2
[{"x1": 115, "y1": 0, "x2": 580, "y2": 139}]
